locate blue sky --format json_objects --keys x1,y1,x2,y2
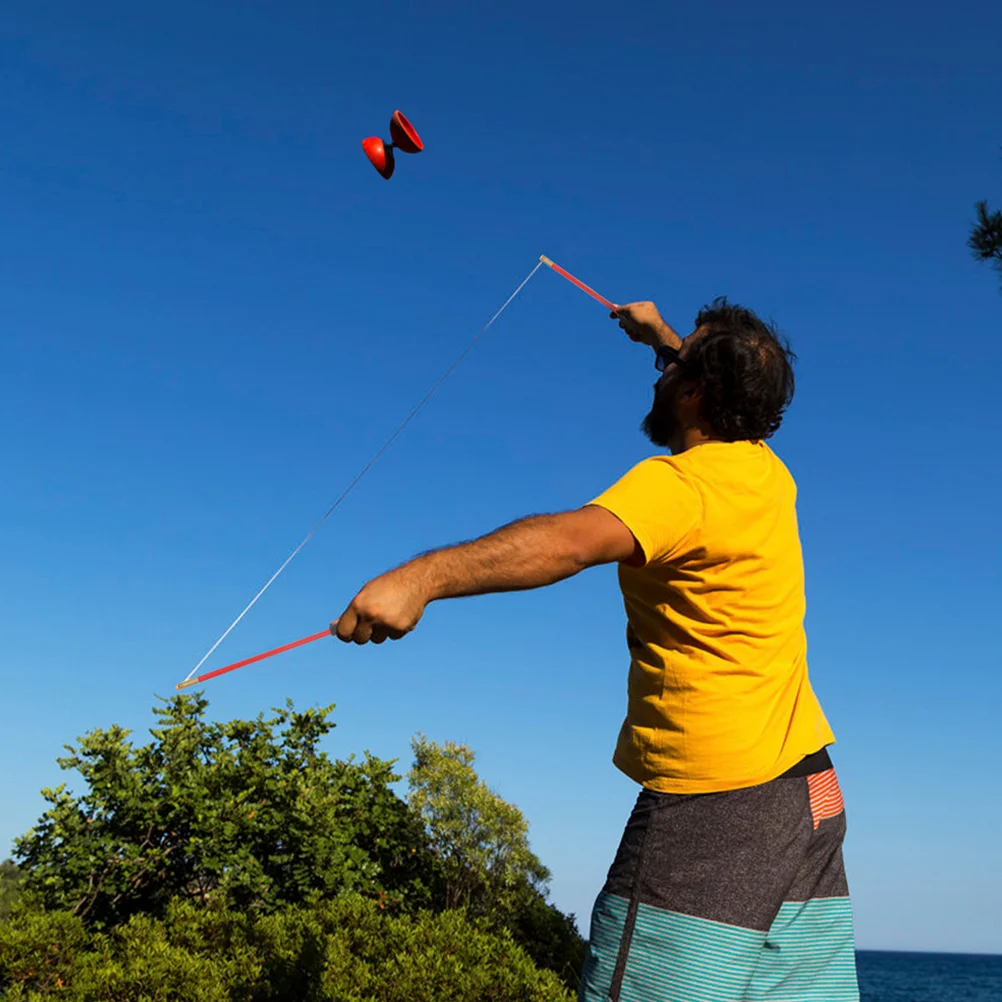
[{"x1": 1, "y1": 1, "x2": 1000, "y2": 953}]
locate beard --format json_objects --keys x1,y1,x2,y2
[{"x1": 642, "y1": 381, "x2": 677, "y2": 447}]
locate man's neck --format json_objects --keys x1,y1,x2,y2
[{"x1": 670, "y1": 426, "x2": 721, "y2": 454}]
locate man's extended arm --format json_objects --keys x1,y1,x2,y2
[
  {"x1": 333, "y1": 302, "x2": 676, "y2": 646},
  {"x1": 333, "y1": 505, "x2": 639, "y2": 645}
]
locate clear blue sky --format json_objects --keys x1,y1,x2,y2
[{"x1": 2, "y1": 1, "x2": 1000, "y2": 953}]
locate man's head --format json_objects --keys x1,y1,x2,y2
[{"x1": 642, "y1": 298, "x2": 796, "y2": 451}]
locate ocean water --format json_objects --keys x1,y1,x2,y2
[{"x1": 857, "y1": 950, "x2": 1002, "y2": 1001}]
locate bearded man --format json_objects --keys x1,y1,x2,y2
[{"x1": 333, "y1": 298, "x2": 859, "y2": 1002}]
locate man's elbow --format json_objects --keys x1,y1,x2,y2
[{"x1": 563, "y1": 507, "x2": 643, "y2": 569}]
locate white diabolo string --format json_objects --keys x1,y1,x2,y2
[{"x1": 184, "y1": 260, "x2": 544, "y2": 682}]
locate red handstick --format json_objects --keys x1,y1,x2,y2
[
  {"x1": 539, "y1": 255, "x2": 618, "y2": 311},
  {"x1": 176, "y1": 629, "x2": 331, "y2": 689}
]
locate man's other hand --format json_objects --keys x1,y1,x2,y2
[
  {"x1": 613, "y1": 302, "x2": 683, "y2": 350},
  {"x1": 332, "y1": 567, "x2": 430, "y2": 645}
]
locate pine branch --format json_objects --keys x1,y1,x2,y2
[{"x1": 969, "y1": 200, "x2": 1002, "y2": 280}]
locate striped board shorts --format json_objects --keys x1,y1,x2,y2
[{"x1": 579, "y1": 751, "x2": 859, "y2": 1001}]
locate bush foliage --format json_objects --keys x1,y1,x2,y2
[
  {"x1": 0, "y1": 893, "x2": 574, "y2": 1001},
  {"x1": 1, "y1": 696, "x2": 585, "y2": 1000}
]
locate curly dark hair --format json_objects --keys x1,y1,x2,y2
[{"x1": 681, "y1": 298, "x2": 796, "y2": 441}]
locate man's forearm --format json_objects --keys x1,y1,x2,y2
[
  {"x1": 398, "y1": 514, "x2": 593, "y2": 602},
  {"x1": 334, "y1": 505, "x2": 637, "y2": 643}
]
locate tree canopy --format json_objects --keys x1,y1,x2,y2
[
  {"x1": 408, "y1": 733, "x2": 550, "y2": 914},
  {"x1": 14, "y1": 695, "x2": 435, "y2": 927}
]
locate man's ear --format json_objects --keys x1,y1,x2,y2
[
  {"x1": 678, "y1": 380, "x2": 703, "y2": 406},
  {"x1": 675, "y1": 380, "x2": 705, "y2": 427}
]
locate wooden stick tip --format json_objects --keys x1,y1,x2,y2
[{"x1": 175, "y1": 678, "x2": 199, "y2": 690}]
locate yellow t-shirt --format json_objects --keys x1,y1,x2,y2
[{"x1": 589, "y1": 440, "x2": 834, "y2": 794}]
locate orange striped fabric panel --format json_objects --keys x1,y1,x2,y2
[{"x1": 807, "y1": 768, "x2": 845, "y2": 829}]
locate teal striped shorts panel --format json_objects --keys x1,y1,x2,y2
[{"x1": 579, "y1": 766, "x2": 859, "y2": 1001}]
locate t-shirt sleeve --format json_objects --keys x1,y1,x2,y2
[{"x1": 588, "y1": 457, "x2": 702, "y2": 564}]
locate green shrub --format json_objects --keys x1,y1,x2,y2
[
  {"x1": 0, "y1": 894, "x2": 574, "y2": 1002},
  {"x1": 0, "y1": 901, "x2": 89, "y2": 997},
  {"x1": 0, "y1": 861, "x2": 23, "y2": 920}
]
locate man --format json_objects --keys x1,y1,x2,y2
[{"x1": 333, "y1": 299, "x2": 859, "y2": 1002}]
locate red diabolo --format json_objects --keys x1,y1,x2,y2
[{"x1": 361, "y1": 110, "x2": 424, "y2": 180}]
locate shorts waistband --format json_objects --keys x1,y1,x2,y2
[{"x1": 779, "y1": 746, "x2": 833, "y2": 779}]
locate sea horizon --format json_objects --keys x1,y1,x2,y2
[
  {"x1": 856, "y1": 949, "x2": 1002, "y2": 1002},
  {"x1": 857, "y1": 948, "x2": 1001, "y2": 958}
]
